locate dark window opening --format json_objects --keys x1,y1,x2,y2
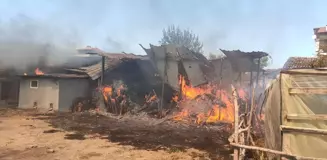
[{"x1": 30, "y1": 80, "x2": 38, "y2": 88}]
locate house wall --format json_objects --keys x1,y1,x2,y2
[
  {"x1": 19, "y1": 78, "x2": 59, "y2": 110},
  {"x1": 58, "y1": 79, "x2": 90, "y2": 112}
]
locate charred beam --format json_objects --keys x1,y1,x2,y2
[{"x1": 101, "y1": 56, "x2": 105, "y2": 85}]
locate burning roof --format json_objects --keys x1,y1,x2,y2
[
  {"x1": 19, "y1": 67, "x2": 89, "y2": 79},
  {"x1": 20, "y1": 73, "x2": 89, "y2": 79},
  {"x1": 67, "y1": 53, "x2": 148, "y2": 80}
]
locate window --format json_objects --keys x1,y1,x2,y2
[{"x1": 30, "y1": 80, "x2": 38, "y2": 88}]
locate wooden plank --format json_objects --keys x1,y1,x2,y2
[
  {"x1": 281, "y1": 125, "x2": 327, "y2": 135},
  {"x1": 232, "y1": 85, "x2": 239, "y2": 160},
  {"x1": 230, "y1": 143, "x2": 327, "y2": 160},
  {"x1": 281, "y1": 70, "x2": 327, "y2": 75},
  {"x1": 289, "y1": 88, "x2": 327, "y2": 94},
  {"x1": 287, "y1": 114, "x2": 327, "y2": 121}
]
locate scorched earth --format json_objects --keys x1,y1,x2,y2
[{"x1": 0, "y1": 108, "x2": 231, "y2": 160}]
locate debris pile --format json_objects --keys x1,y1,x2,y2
[{"x1": 171, "y1": 75, "x2": 247, "y2": 126}]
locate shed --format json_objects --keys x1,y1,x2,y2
[
  {"x1": 66, "y1": 52, "x2": 162, "y2": 105},
  {"x1": 18, "y1": 74, "x2": 90, "y2": 112},
  {"x1": 209, "y1": 50, "x2": 268, "y2": 88},
  {"x1": 263, "y1": 57, "x2": 327, "y2": 159}
]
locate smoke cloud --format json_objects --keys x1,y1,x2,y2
[
  {"x1": 0, "y1": 14, "x2": 82, "y2": 71},
  {"x1": 1, "y1": 0, "x2": 324, "y2": 68}
]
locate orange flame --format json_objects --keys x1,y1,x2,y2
[
  {"x1": 146, "y1": 95, "x2": 157, "y2": 103},
  {"x1": 102, "y1": 86, "x2": 113, "y2": 102},
  {"x1": 173, "y1": 75, "x2": 246, "y2": 124},
  {"x1": 101, "y1": 85, "x2": 127, "y2": 104},
  {"x1": 35, "y1": 68, "x2": 44, "y2": 75}
]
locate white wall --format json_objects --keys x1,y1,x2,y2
[{"x1": 18, "y1": 78, "x2": 59, "y2": 111}]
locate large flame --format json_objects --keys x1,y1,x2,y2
[
  {"x1": 35, "y1": 68, "x2": 44, "y2": 75},
  {"x1": 173, "y1": 75, "x2": 245, "y2": 124}
]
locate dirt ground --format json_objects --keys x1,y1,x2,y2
[{"x1": 0, "y1": 108, "x2": 232, "y2": 160}]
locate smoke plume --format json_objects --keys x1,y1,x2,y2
[
  {"x1": 1, "y1": 0, "x2": 323, "y2": 69},
  {"x1": 0, "y1": 14, "x2": 82, "y2": 71}
]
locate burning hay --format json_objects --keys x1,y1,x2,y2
[
  {"x1": 95, "y1": 74, "x2": 251, "y2": 129},
  {"x1": 101, "y1": 80, "x2": 131, "y2": 115},
  {"x1": 172, "y1": 75, "x2": 246, "y2": 125}
]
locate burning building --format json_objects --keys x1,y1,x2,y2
[
  {"x1": 69, "y1": 47, "x2": 162, "y2": 114},
  {"x1": 140, "y1": 44, "x2": 213, "y2": 90},
  {"x1": 17, "y1": 50, "x2": 157, "y2": 112},
  {"x1": 18, "y1": 70, "x2": 91, "y2": 111}
]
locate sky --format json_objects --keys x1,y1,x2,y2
[{"x1": 0, "y1": 0, "x2": 326, "y2": 68}]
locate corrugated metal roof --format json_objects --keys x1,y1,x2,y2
[
  {"x1": 19, "y1": 73, "x2": 89, "y2": 78},
  {"x1": 67, "y1": 53, "x2": 148, "y2": 80},
  {"x1": 282, "y1": 57, "x2": 317, "y2": 70},
  {"x1": 142, "y1": 44, "x2": 208, "y2": 61},
  {"x1": 219, "y1": 49, "x2": 267, "y2": 72},
  {"x1": 220, "y1": 49, "x2": 268, "y2": 59}
]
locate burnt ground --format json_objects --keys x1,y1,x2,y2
[{"x1": 0, "y1": 108, "x2": 233, "y2": 160}]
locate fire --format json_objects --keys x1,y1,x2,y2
[
  {"x1": 35, "y1": 68, "x2": 44, "y2": 75},
  {"x1": 260, "y1": 114, "x2": 265, "y2": 121},
  {"x1": 146, "y1": 94, "x2": 157, "y2": 103},
  {"x1": 173, "y1": 75, "x2": 245, "y2": 124},
  {"x1": 102, "y1": 86, "x2": 113, "y2": 102}
]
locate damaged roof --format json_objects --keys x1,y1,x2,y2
[
  {"x1": 220, "y1": 49, "x2": 268, "y2": 59},
  {"x1": 282, "y1": 57, "x2": 317, "y2": 70},
  {"x1": 140, "y1": 44, "x2": 212, "y2": 88},
  {"x1": 67, "y1": 53, "x2": 148, "y2": 80},
  {"x1": 220, "y1": 49, "x2": 268, "y2": 72},
  {"x1": 141, "y1": 44, "x2": 208, "y2": 62}
]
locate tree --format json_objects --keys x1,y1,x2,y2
[
  {"x1": 159, "y1": 25, "x2": 203, "y2": 53},
  {"x1": 254, "y1": 56, "x2": 272, "y2": 68}
]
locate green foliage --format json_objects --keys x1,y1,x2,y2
[
  {"x1": 159, "y1": 25, "x2": 203, "y2": 53},
  {"x1": 254, "y1": 56, "x2": 272, "y2": 68}
]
